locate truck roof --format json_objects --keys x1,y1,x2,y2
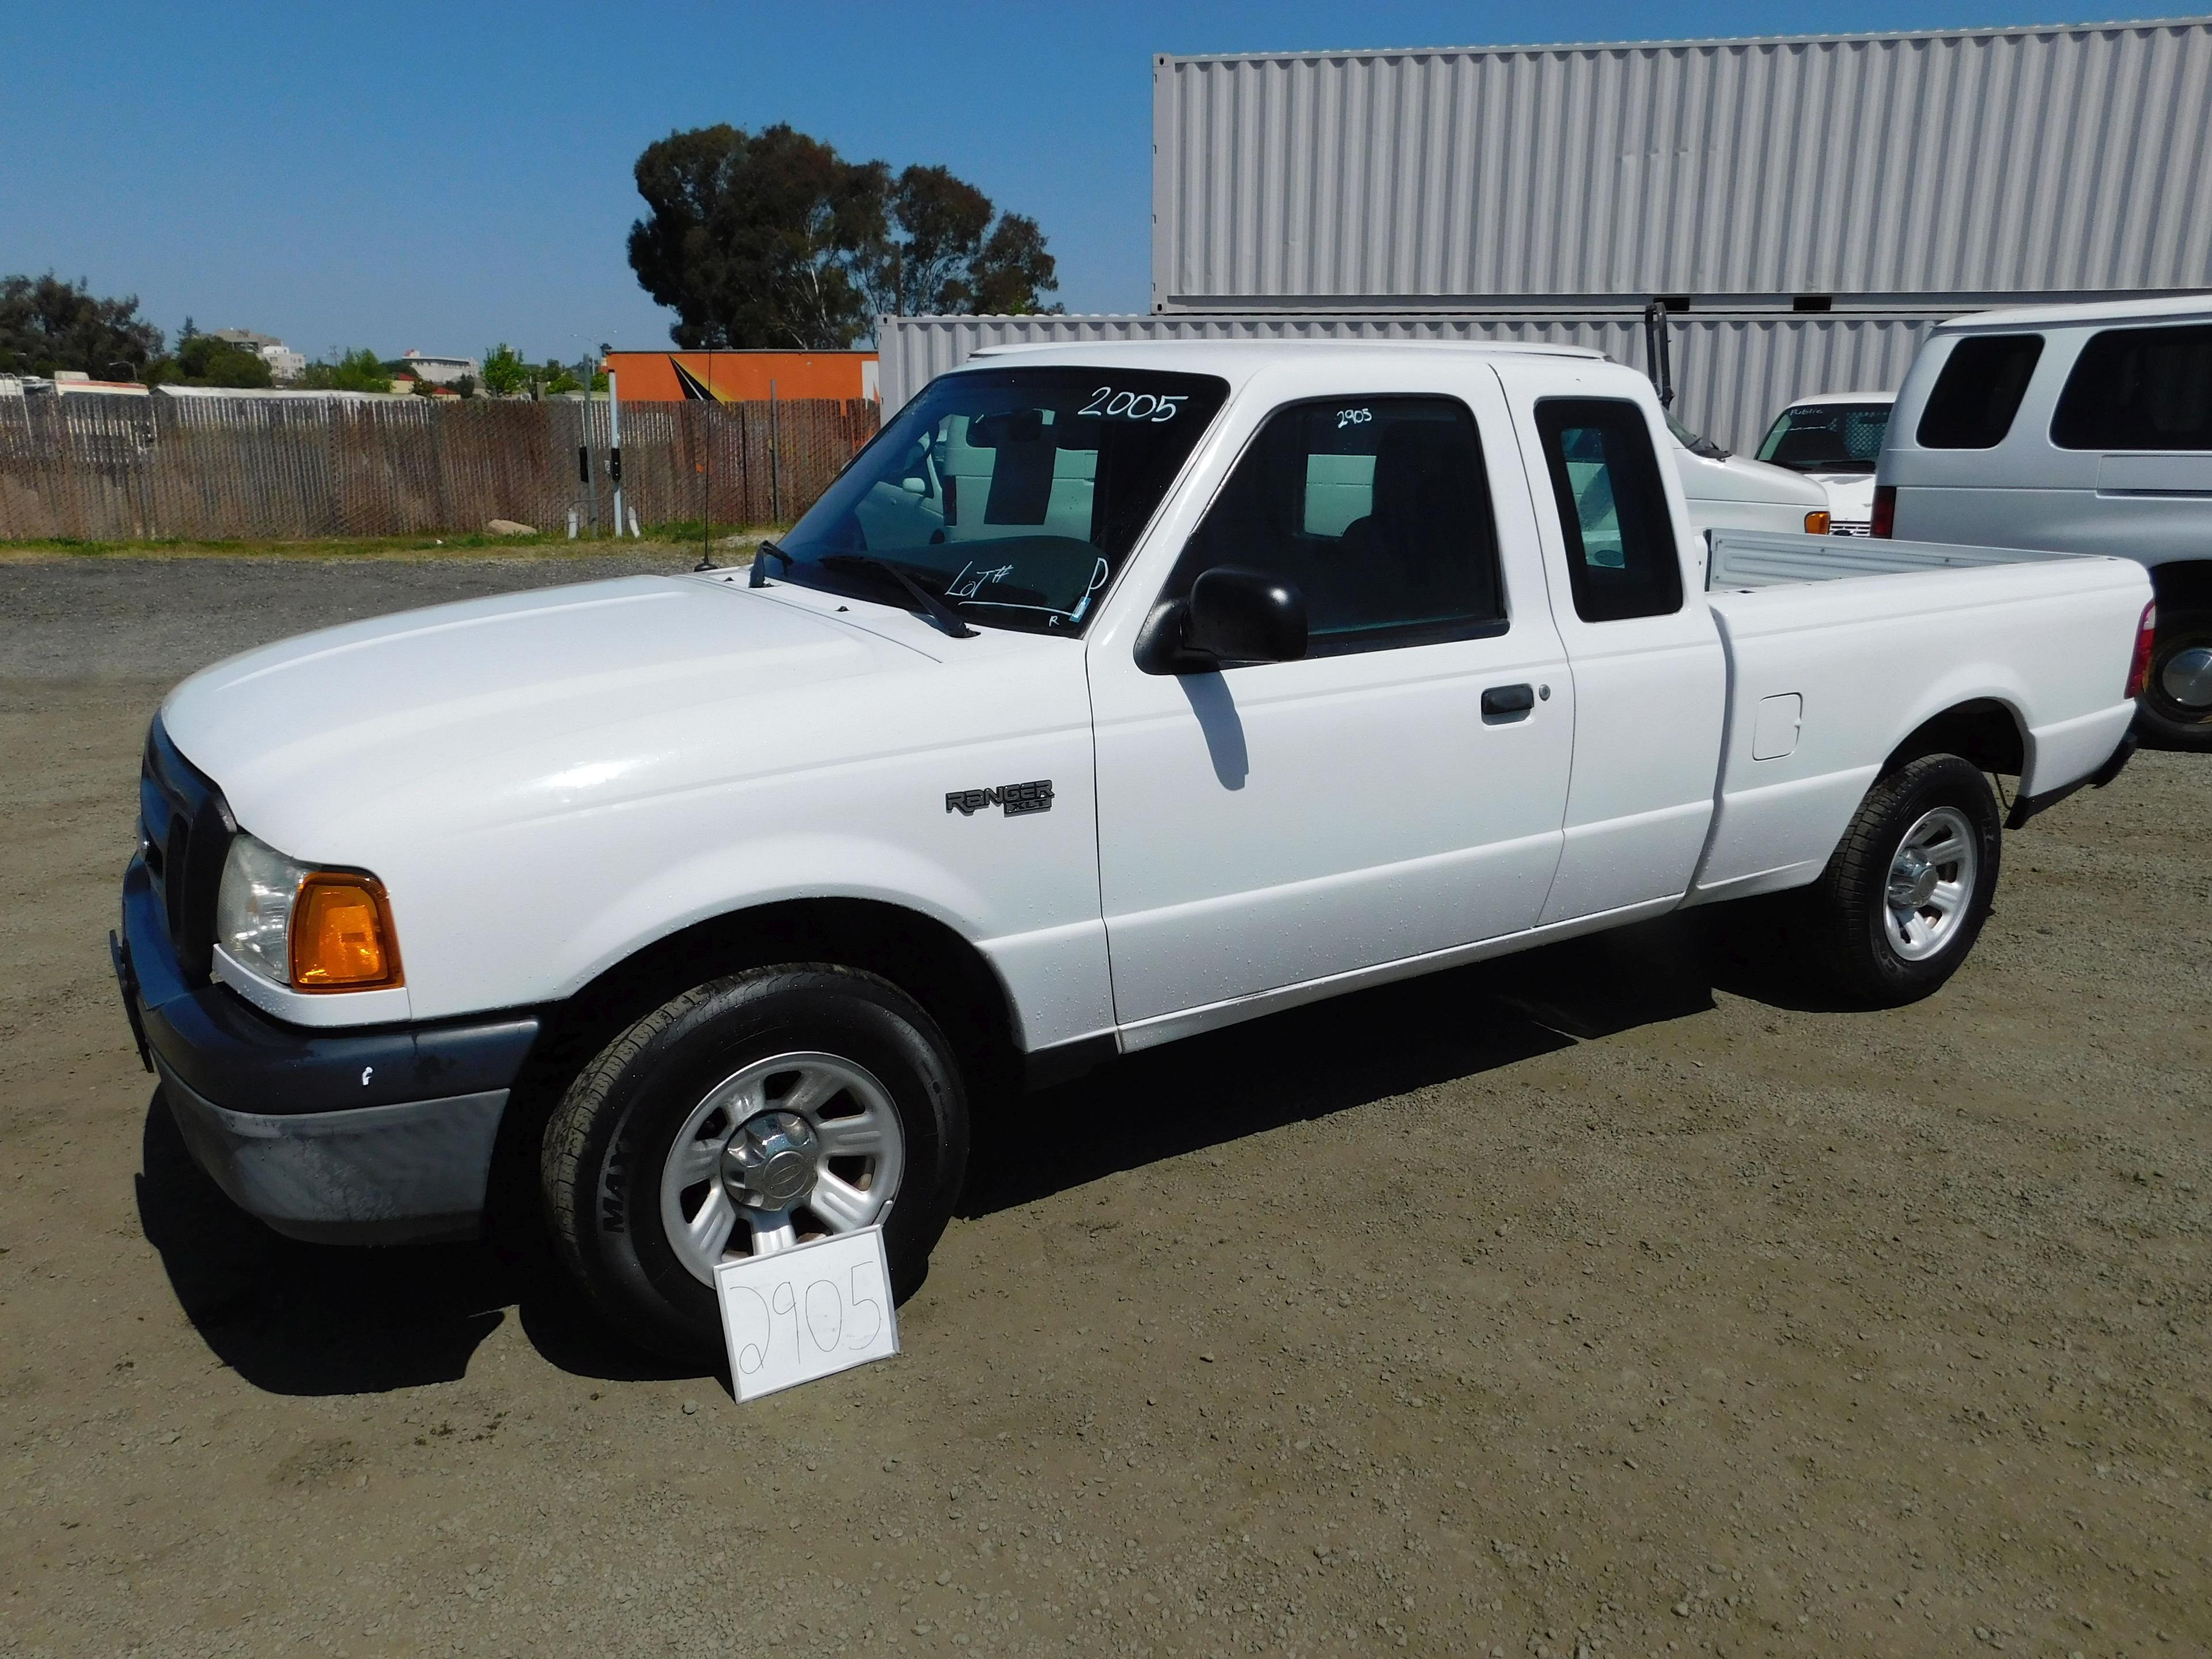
[{"x1": 963, "y1": 339, "x2": 1610, "y2": 378}]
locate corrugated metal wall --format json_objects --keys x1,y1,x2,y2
[
  {"x1": 877, "y1": 311, "x2": 1942, "y2": 454},
  {"x1": 1152, "y1": 20, "x2": 2212, "y2": 309}
]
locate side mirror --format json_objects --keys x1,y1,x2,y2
[{"x1": 1138, "y1": 566, "x2": 1308, "y2": 673}]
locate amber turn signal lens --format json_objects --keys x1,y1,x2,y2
[
  {"x1": 1804, "y1": 510, "x2": 1832, "y2": 536},
  {"x1": 290, "y1": 874, "x2": 403, "y2": 991}
]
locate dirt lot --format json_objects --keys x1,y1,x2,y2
[{"x1": 3, "y1": 552, "x2": 2207, "y2": 1658}]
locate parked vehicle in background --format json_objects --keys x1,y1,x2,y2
[
  {"x1": 1758, "y1": 392, "x2": 1895, "y2": 534},
  {"x1": 1877, "y1": 294, "x2": 2212, "y2": 748},
  {"x1": 116, "y1": 341, "x2": 2148, "y2": 1359},
  {"x1": 1665, "y1": 410, "x2": 1835, "y2": 537}
]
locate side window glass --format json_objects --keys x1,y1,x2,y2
[
  {"x1": 1167, "y1": 396, "x2": 1506, "y2": 655},
  {"x1": 1533, "y1": 399, "x2": 1683, "y2": 623},
  {"x1": 2051, "y1": 324, "x2": 2212, "y2": 451},
  {"x1": 1915, "y1": 334, "x2": 2045, "y2": 449}
]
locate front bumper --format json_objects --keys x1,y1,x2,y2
[{"x1": 117, "y1": 852, "x2": 539, "y2": 1244}]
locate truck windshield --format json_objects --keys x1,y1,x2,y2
[
  {"x1": 1756, "y1": 402, "x2": 1892, "y2": 472},
  {"x1": 770, "y1": 367, "x2": 1229, "y2": 633}
]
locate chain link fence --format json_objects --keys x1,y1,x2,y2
[{"x1": 0, "y1": 395, "x2": 879, "y2": 541}]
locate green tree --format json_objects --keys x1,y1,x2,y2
[
  {"x1": 480, "y1": 342, "x2": 529, "y2": 396},
  {"x1": 863, "y1": 166, "x2": 1059, "y2": 319},
  {"x1": 175, "y1": 333, "x2": 275, "y2": 388},
  {"x1": 0, "y1": 274, "x2": 165, "y2": 378},
  {"x1": 627, "y1": 123, "x2": 888, "y2": 350},
  {"x1": 298, "y1": 348, "x2": 391, "y2": 392}
]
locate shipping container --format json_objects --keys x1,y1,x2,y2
[
  {"x1": 1152, "y1": 20, "x2": 2212, "y2": 311},
  {"x1": 876, "y1": 310, "x2": 1944, "y2": 455}
]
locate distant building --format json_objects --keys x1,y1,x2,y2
[
  {"x1": 207, "y1": 328, "x2": 307, "y2": 383},
  {"x1": 602, "y1": 350, "x2": 878, "y2": 403},
  {"x1": 397, "y1": 349, "x2": 480, "y2": 385}
]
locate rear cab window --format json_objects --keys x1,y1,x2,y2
[
  {"x1": 1914, "y1": 334, "x2": 2046, "y2": 449},
  {"x1": 2051, "y1": 323, "x2": 2212, "y2": 451},
  {"x1": 1533, "y1": 399, "x2": 1683, "y2": 622}
]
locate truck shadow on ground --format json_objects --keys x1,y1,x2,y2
[{"x1": 134, "y1": 898, "x2": 1846, "y2": 1393}]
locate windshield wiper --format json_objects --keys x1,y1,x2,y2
[
  {"x1": 819, "y1": 554, "x2": 977, "y2": 639},
  {"x1": 746, "y1": 540, "x2": 792, "y2": 587}
]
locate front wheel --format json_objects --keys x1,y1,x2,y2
[
  {"x1": 2133, "y1": 608, "x2": 2212, "y2": 751},
  {"x1": 1802, "y1": 753, "x2": 2002, "y2": 1007},
  {"x1": 540, "y1": 965, "x2": 969, "y2": 1362}
]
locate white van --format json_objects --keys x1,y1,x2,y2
[
  {"x1": 1758, "y1": 392, "x2": 1895, "y2": 535},
  {"x1": 1664, "y1": 410, "x2": 1834, "y2": 538},
  {"x1": 1876, "y1": 294, "x2": 2212, "y2": 748}
]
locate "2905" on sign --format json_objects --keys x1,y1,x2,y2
[{"x1": 713, "y1": 1226, "x2": 900, "y2": 1400}]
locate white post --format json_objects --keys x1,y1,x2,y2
[{"x1": 607, "y1": 370, "x2": 626, "y2": 537}]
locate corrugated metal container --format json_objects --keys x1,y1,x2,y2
[
  {"x1": 1153, "y1": 20, "x2": 2212, "y2": 309},
  {"x1": 877, "y1": 310, "x2": 1944, "y2": 454}
]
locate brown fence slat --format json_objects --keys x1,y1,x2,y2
[{"x1": 0, "y1": 395, "x2": 879, "y2": 541}]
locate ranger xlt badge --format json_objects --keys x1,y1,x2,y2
[{"x1": 945, "y1": 780, "x2": 1054, "y2": 818}]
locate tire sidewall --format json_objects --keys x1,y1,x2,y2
[
  {"x1": 2135, "y1": 611, "x2": 2212, "y2": 751},
  {"x1": 1851, "y1": 757, "x2": 2002, "y2": 998},
  {"x1": 565, "y1": 970, "x2": 964, "y2": 1359}
]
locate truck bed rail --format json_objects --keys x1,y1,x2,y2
[{"x1": 1706, "y1": 531, "x2": 2082, "y2": 592}]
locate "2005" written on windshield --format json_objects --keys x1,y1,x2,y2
[{"x1": 1079, "y1": 387, "x2": 1189, "y2": 422}]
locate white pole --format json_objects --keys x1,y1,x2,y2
[{"x1": 607, "y1": 370, "x2": 626, "y2": 537}]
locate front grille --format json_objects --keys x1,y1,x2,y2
[
  {"x1": 1830, "y1": 520, "x2": 1873, "y2": 537},
  {"x1": 140, "y1": 715, "x2": 234, "y2": 981}
]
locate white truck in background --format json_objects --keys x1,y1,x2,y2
[{"x1": 117, "y1": 340, "x2": 2150, "y2": 1359}]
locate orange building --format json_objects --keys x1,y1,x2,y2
[{"x1": 604, "y1": 350, "x2": 878, "y2": 403}]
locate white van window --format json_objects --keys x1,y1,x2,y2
[
  {"x1": 1915, "y1": 335, "x2": 2045, "y2": 449},
  {"x1": 2051, "y1": 324, "x2": 2212, "y2": 452}
]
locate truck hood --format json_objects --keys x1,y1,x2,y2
[
  {"x1": 1673, "y1": 446, "x2": 1831, "y2": 507},
  {"x1": 160, "y1": 573, "x2": 1052, "y2": 857}
]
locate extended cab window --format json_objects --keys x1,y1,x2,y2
[
  {"x1": 1163, "y1": 396, "x2": 1506, "y2": 656},
  {"x1": 2051, "y1": 323, "x2": 2212, "y2": 451},
  {"x1": 1914, "y1": 334, "x2": 2045, "y2": 449},
  {"x1": 774, "y1": 368, "x2": 1228, "y2": 632},
  {"x1": 1533, "y1": 399, "x2": 1682, "y2": 623}
]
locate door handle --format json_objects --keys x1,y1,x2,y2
[{"x1": 1481, "y1": 683, "x2": 1536, "y2": 721}]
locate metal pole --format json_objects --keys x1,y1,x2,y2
[
  {"x1": 607, "y1": 370, "x2": 625, "y2": 537},
  {"x1": 768, "y1": 377, "x2": 781, "y2": 524},
  {"x1": 580, "y1": 353, "x2": 600, "y2": 537}
]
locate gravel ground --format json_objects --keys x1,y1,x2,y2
[{"x1": 3, "y1": 553, "x2": 2208, "y2": 1658}]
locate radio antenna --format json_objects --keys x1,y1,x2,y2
[{"x1": 694, "y1": 344, "x2": 718, "y2": 571}]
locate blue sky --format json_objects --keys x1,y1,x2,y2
[{"x1": 1, "y1": 1, "x2": 2134, "y2": 363}]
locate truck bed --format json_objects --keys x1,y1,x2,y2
[{"x1": 1685, "y1": 530, "x2": 2146, "y2": 906}]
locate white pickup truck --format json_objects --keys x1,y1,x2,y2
[{"x1": 115, "y1": 342, "x2": 2152, "y2": 1359}]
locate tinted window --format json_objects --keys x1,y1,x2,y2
[
  {"x1": 2051, "y1": 323, "x2": 2212, "y2": 451},
  {"x1": 1533, "y1": 399, "x2": 1683, "y2": 623},
  {"x1": 777, "y1": 368, "x2": 1228, "y2": 632},
  {"x1": 1915, "y1": 334, "x2": 2045, "y2": 449},
  {"x1": 1756, "y1": 402, "x2": 1892, "y2": 472},
  {"x1": 1164, "y1": 396, "x2": 1506, "y2": 656}
]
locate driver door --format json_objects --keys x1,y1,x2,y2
[{"x1": 1086, "y1": 372, "x2": 1576, "y2": 1036}]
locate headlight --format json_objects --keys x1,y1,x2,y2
[{"x1": 215, "y1": 833, "x2": 403, "y2": 992}]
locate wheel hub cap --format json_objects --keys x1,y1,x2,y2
[
  {"x1": 1888, "y1": 849, "x2": 1940, "y2": 910},
  {"x1": 720, "y1": 1111, "x2": 820, "y2": 1210},
  {"x1": 2160, "y1": 644, "x2": 2212, "y2": 710}
]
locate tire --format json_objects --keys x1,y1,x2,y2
[
  {"x1": 540, "y1": 965, "x2": 968, "y2": 1362},
  {"x1": 1802, "y1": 753, "x2": 2002, "y2": 1007},
  {"x1": 2133, "y1": 608, "x2": 2212, "y2": 752}
]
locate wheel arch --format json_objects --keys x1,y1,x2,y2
[
  {"x1": 484, "y1": 896, "x2": 1023, "y2": 1237},
  {"x1": 2147, "y1": 558, "x2": 2212, "y2": 616},
  {"x1": 1881, "y1": 696, "x2": 2026, "y2": 781}
]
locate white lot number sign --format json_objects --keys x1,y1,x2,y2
[{"x1": 713, "y1": 1226, "x2": 899, "y2": 1400}]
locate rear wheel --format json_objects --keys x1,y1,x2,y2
[
  {"x1": 1802, "y1": 753, "x2": 2002, "y2": 1007},
  {"x1": 540, "y1": 965, "x2": 968, "y2": 1362},
  {"x1": 2134, "y1": 608, "x2": 2212, "y2": 751}
]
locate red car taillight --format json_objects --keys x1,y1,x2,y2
[
  {"x1": 1870, "y1": 484, "x2": 1896, "y2": 539},
  {"x1": 2125, "y1": 601, "x2": 2158, "y2": 700}
]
